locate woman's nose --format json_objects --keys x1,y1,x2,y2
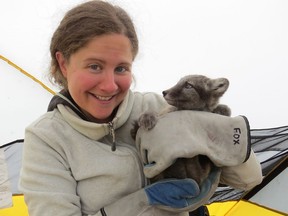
[{"x1": 99, "y1": 71, "x2": 118, "y2": 92}]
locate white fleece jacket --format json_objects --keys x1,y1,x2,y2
[{"x1": 19, "y1": 90, "x2": 262, "y2": 216}]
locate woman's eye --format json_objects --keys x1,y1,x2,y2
[
  {"x1": 89, "y1": 64, "x2": 101, "y2": 71},
  {"x1": 115, "y1": 66, "x2": 127, "y2": 73}
]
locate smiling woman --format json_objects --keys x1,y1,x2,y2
[{"x1": 55, "y1": 34, "x2": 133, "y2": 123}]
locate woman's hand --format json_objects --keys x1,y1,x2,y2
[{"x1": 144, "y1": 178, "x2": 200, "y2": 208}]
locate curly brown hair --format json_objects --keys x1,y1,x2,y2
[{"x1": 49, "y1": 0, "x2": 138, "y2": 89}]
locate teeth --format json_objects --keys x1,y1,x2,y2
[{"x1": 95, "y1": 95, "x2": 112, "y2": 101}]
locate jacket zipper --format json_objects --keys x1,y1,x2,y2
[
  {"x1": 108, "y1": 122, "x2": 116, "y2": 151},
  {"x1": 107, "y1": 121, "x2": 147, "y2": 187}
]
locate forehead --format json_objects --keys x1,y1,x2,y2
[
  {"x1": 71, "y1": 34, "x2": 133, "y2": 62},
  {"x1": 87, "y1": 34, "x2": 132, "y2": 52}
]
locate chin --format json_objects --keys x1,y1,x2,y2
[{"x1": 83, "y1": 109, "x2": 112, "y2": 123}]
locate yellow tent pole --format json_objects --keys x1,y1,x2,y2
[{"x1": 0, "y1": 55, "x2": 55, "y2": 95}]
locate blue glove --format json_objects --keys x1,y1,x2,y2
[
  {"x1": 144, "y1": 166, "x2": 221, "y2": 212},
  {"x1": 144, "y1": 178, "x2": 200, "y2": 209}
]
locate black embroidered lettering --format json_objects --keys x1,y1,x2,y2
[
  {"x1": 233, "y1": 128, "x2": 241, "y2": 145},
  {"x1": 234, "y1": 128, "x2": 241, "y2": 134},
  {"x1": 233, "y1": 139, "x2": 240, "y2": 145}
]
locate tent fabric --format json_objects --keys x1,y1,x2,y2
[
  {"x1": 207, "y1": 200, "x2": 286, "y2": 216},
  {"x1": 244, "y1": 155, "x2": 287, "y2": 200},
  {"x1": 0, "y1": 148, "x2": 12, "y2": 209},
  {"x1": 0, "y1": 140, "x2": 24, "y2": 195},
  {"x1": 252, "y1": 126, "x2": 288, "y2": 176},
  {"x1": 2, "y1": 140, "x2": 24, "y2": 195},
  {"x1": 209, "y1": 125, "x2": 288, "y2": 203},
  {"x1": 0, "y1": 195, "x2": 28, "y2": 216}
]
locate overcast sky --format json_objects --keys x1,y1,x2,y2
[{"x1": 1, "y1": 0, "x2": 288, "y2": 144}]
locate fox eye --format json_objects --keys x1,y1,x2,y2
[{"x1": 184, "y1": 82, "x2": 194, "y2": 89}]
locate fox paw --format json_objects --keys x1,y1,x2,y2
[
  {"x1": 138, "y1": 111, "x2": 158, "y2": 130},
  {"x1": 213, "y1": 104, "x2": 231, "y2": 116}
]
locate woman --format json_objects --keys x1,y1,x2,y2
[{"x1": 19, "y1": 1, "x2": 262, "y2": 216}]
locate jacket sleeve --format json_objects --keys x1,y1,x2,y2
[
  {"x1": 220, "y1": 150, "x2": 263, "y2": 190},
  {"x1": 19, "y1": 130, "x2": 82, "y2": 216}
]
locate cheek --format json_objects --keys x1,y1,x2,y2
[
  {"x1": 68, "y1": 72, "x2": 97, "y2": 91},
  {"x1": 119, "y1": 75, "x2": 132, "y2": 91}
]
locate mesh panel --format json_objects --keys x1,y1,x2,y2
[{"x1": 209, "y1": 126, "x2": 288, "y2": 202}]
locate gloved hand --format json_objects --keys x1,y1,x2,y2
[
  {"x1": 144, "y1": 178, "x2": 200, "y2": 209},
  {"x1": 145, "y1": 167, "x2": 221, "y2": 212},
  {"x1": 135, "y1": 110, "x2": 251, "y2": 179}
]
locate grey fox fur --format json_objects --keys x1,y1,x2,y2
[{"x1": 131, "y1": 75, "x2": 231, "y2": 185}]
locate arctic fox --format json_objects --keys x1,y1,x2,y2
[{"x1": 132, "y1": 75, "x2": 231, "y2": 184}]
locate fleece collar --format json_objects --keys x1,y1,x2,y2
[
  {"x1": 47, "y1": 90, "x2": 134, "y2": 142},
  {"x1": 47, "y1": 90, "x2": 88, "y2": 120}
]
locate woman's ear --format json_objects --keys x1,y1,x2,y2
[{"x1": 55, "y1": 51, "x2": 68, "y2": 78}]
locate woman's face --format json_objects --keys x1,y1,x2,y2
[{"x1": 56, "y1": 34, "x2": 133, "y2": 123}]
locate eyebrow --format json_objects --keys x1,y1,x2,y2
[
  {"x1": 83, "y1": 58, "x2": 105, "y2": 64},
  {"x1": 84, "y1": 58, "x2": 132, "y2": 66}
]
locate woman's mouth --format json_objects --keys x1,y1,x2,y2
[{"x1": 93, "y1": 94, "x2": 113, "y2": 101}]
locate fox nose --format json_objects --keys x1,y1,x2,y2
[{"x1": 162, "y1": 91, "x2": 167, "y2": 96}]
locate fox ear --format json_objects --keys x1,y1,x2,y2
[
  {"x1": 204, "y1": 79, "x2": 213, "y2": 92},
  {"x1": 209, "y1": 78, "x2": 229, "y2": 94}
]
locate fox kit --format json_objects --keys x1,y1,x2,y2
[{"x1": 132, "y1": 75, "x2": 231, "y2": 185}]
